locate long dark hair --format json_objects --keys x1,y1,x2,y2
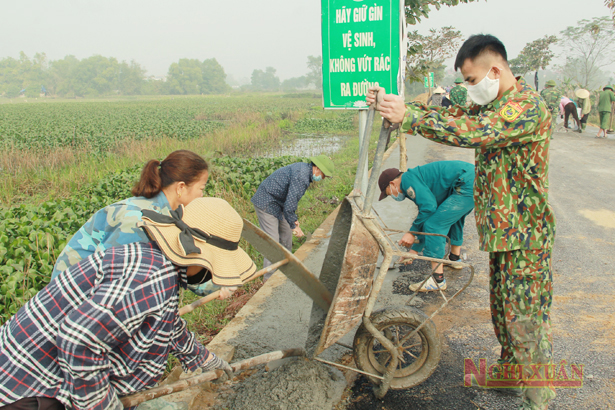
[{"x1": 132, "y1": 150, "x2": 208, "y2": 198}]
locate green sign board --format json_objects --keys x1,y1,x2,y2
[
  {"x1": 424, "y1": 72, "x2": 434, "y2": 88},
  {"x1": 321, "y1": 0, "x2": 403, "y2": 109}
]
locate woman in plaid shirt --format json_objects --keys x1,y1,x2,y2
[{"x1": 0, "y1": 198, "x2": 255, "y2": 410}]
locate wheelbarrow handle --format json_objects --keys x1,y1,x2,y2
[
  {"x1": 120, "y1": 348, "x2": 306, "y2": 408},
  {"x1": 178, "y1": 258, "x2": 290, "y2": 316}
]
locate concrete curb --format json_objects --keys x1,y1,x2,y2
[{"x1": 206, "y1": 135, "x2": 402, "y2": 360}]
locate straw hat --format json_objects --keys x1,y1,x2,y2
[
  {"x1": 575, "y1": 89, "x2": 590, "y2": 99},
  {"x1": 139, "y1": 197, "x2": 256, "y2": 286},
  {"x1": 434, "y1": 86, "x2": 445, "y2": 94}
]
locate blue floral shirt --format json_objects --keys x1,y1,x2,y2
[
  {"x1": 51, "y1": 191, "x2": 172, "y2": 279},
  {"x1": 251, "y1": 162, "x2": 312, "y2": 228}
]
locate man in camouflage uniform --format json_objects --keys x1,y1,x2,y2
[
  {"x1": 367, "y1": 34, "x2": 556, "y2": 409},
  {"x1": 449, "y1": 77, "x2": 468, "y2": 106},
  {"x1": 540, "y1": 80, "x2": 560, "y2": 120}
]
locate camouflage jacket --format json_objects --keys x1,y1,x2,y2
[
  {"x1": 449, "y1": 85, "x2": 467, "y2": 106},
  {"x1": 401, "y1": 78, "x2": 556, "y2": 252},
  {"x1": 51, "y1": 191, "x2": 172, "y2": 278},
  {"x1": 540, "y1": 87, "x2": 560, "y2": 113}
]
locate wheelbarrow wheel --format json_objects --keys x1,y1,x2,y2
[{"x1": 353, "y1": 307, "x2": 441, "y2": 389}]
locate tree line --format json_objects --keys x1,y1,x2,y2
[
  {"x1": 0, "y1": 53, "x2": 231, "y2": 98},
  {"x1": 405, "y1": 15, "x2": 615, "y2": 96},
  {"x1": 0, "y1": 52, "x2": 323, "y2": 98}
]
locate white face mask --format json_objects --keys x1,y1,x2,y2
[{"x1": 467, "y1": 68, "x2": 499, "y2": 105}]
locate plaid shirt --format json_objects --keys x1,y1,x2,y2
[
  {"x1": 0, "y1": 242, "x2": 211, "y2": 410},
  {"x1": 251, "y1": 162, "x2": 312, "y2": 229}
]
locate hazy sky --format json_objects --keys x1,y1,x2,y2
[{"x1": 0, "y1": 0, "x2": 611, "y2": 83}]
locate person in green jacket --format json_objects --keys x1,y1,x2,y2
[
  {"x1": 597, "y1": 85, "x2": 615, "y2": 138},
  {"x1": 378, "y1": 160, "x2": 475, "y2": 292},
  {"x1": 540, "y1": 80, "x2": 560, "y2": 120},
  {"x1": 449, "y1": 78, "x2": 468, "y2": 106}
]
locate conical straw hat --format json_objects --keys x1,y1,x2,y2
[{"x1": 575, "y1": 89, "x2": 590, "y2": 99}]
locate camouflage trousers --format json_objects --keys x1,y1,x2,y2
[{"x1": 489, "y1": 248, "x2": 556, "y2": 409}]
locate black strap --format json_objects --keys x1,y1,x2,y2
[
  {"x1": 141, "y1": 208, "x2": 239, "y2": 254},
  {"x1": 187, "y1": 268, "x2": 212, "y2": 285}
]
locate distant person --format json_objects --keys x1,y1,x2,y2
[
  {"x1": 559, "y1": 96, "x2": 582, "y2": 133},
  {"x1": 575, "y1": 88, "x2": 591, "y2": 132},
  {"x1": 449, "y1": 78, "x2": 467, "y2": 106},
  {"x1": 441, "y1": 95, "x2": 453, "y2": 108},
  {"x1": 251, "y1": 155, "x2": 334, "y2": 281},
  {"x1": 597, "y1": 85, "x2": 615, "y2": 138},
  {"x1": 427, "y1": 87, "x2": 446, "y2": 106},
  {"x1": 540, "y1": 80, "x2": 560, "y2": 122},
  {"x1": 378, "y1": 161, "x2": 475, "y2": 292},
  {"x1": 0, "y1": 198, "x2": 253, "y2": 410},
  {"x1": 52, "y1": 150, "x2": 221, "y2": 298}
]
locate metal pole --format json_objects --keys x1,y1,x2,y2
[
  {"x1": 357, "y1": 109, "x2": 369, "y2": 194},
  {"x1": 178, "y1": 258, "x2": 289, "y2": 316},
  {"x1": 362, "y1": 120, "x2": 394, "y2": 216},
  {"x1": 353, "y1": 108, "x2": 375, "y2": 197}
]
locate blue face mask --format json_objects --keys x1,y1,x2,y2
[
  {"x1": 391, "y1": 185, "x2": 405, "y2": 201},
  {"x1": 312, "y1": 174, "x2": 322, "y2": 182}
]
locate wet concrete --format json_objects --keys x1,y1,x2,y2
[{"x1": 216, "y1": 359, "x2": 346, "y2": 410}]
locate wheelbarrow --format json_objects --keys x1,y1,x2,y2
[
  {"x1": 235, "y1": 99, "x2": 475, "y2": 398},
  {"x1": 120, "y1": 98, "x2": 475, "y2": 407},
  {"x1": 302, "y1": 99, "x2": 476, "y2": 398}
]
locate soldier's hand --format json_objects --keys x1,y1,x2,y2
[
  {"x1": 366, "y1": 86, "x2": 386, "y2": 108},
  {"x1": 366, "y1": 88, "x2": 406, "y2": 124}
]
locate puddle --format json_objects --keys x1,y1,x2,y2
[{"x1": 267, "y1": 134, "x2": 349, "y2": 157}]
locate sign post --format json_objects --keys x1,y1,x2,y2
[{"x1": 321, "y1": 0, "x2": 405, "y2": 191}]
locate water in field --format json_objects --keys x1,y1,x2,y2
[{"x1": 267, "y1": 134, "x2": 349, "y2": 158}]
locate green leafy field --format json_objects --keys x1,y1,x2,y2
[
  {"x1": 0, "y1": 94, "x2": 371, "y2": 325},
  {"x1": 0, "y1": 96, "x2": 319, "y2": 153},
  {"x1": 0, "y1": 155, "x2": 305, "y2": 323}
]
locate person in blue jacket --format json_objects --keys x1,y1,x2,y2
[
  {"x1": 378, "y1": 160, "x2": 475, "y2": 292},
  {"x1": 251, "y1": 155, "x2": 334, "y2": 281}
]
